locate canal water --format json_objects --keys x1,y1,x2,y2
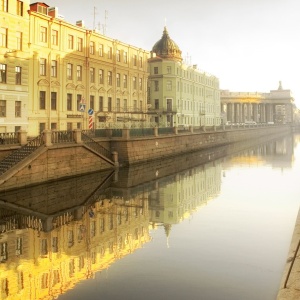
[{"x1": 1, "y1": 133, "x2": 300, "y2": 300}]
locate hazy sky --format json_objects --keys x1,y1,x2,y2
[{"x1": 32, "y1": 0, "x2": 300, "y2": 107}]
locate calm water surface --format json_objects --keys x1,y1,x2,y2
[{"x1": 1, "y1": 134, "x2": 300, "y2": 300}]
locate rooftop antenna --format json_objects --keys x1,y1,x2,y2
[
  {"x1": 103, "y1": 10, "x2": 108, "y2": 35},
  {"x1": 93, "y1": 6, "x2": 98, "y2": 31}
]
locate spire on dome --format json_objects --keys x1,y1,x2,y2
[{"x1": 151, "y1": 27, "x2": 182, "y2": 62}]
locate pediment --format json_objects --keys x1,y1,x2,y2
[
  {"x1": 90, "y1": 85, "x2": 98, "y2": 91},
  {"x1": 51, "y1": 80, "x2": 60, "y2": 87},
  {"x1": 37, "y1": 79, "x2": 50, "y2": 86},
  {"x1": 66, "y1": 83, "x2": 76, "y2": 90},
  {"x1": 107, "y1": 88, "x2": 114, "y2": 94},
  {"x1": 98, "y1": 87, "x2": 106, "y2": 93},
  {"x1": 76, "y1": 84, "x2": 85, "y2": 91}
]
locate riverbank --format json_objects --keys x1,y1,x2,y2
[{"x1": 277, "y1": 207, "x2": 300, "y2": 299}]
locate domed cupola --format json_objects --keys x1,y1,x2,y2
[{"x1": 152, "y1": 27, "x2": 182, "y2": 62}]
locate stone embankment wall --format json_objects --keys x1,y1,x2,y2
[
  {"x1": 0, "y1": 145, "x2": 113, "y2": 192},
  {"x1": 110, "y1": 126, "x2": 291, "y2": 166},
  {"x1": 0, "y1": 126, "x2": 291, "y2": 191}
]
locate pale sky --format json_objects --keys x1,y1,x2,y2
[{"x1": 31, "y1": 0, "x2": 300, "y2": 107}]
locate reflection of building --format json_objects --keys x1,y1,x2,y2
[
  {"x1": 224, "y1": 135, "x2": 294, "y2": 169},
  {"x1": 148, "y1": 27, "x2": 221, "y2": 128},
  {"x1": 0, "y1": 197, "x2": 150, "y2": 300},
  {"x1": 0, "y1": 0, "x2": 30, "y2": 133},
  {"x1": 149, "y1": 161, "x2": 222, "y2": 241},
  {"x1": 221, "y1": 81, "x2": 295, "y2": 124}
]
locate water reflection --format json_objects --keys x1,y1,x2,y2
[{"x1": 0, "y1": 134, "x2": 298, "y2": 300}]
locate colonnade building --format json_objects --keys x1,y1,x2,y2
[
  {"x1": 221, "y1": 81, "x2": 295, "y2": 124},
  {"x1": 1, "y1": 1, "x2": 149, "y2": 136},
  {"x1": 148, "y1": 27, "x2": 222, "y2": 128}
]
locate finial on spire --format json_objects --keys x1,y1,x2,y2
[
  {"x1": 164, "y1": 17, "x2": 167, "y2": 27},
  {"x1": 278, "y1": 81, "x2": 283, "y2": 90}
]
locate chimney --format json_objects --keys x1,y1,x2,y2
[
  {"x1": 76, "y1": 20, "x2": 85, "y2": 27},
  {"x1": 48, "y1": 7, "x2": 58, "y2": 18}
]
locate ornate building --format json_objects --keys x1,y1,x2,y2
[
  {"x1": 147, "y1": 27, "x2": 221, "y2": 128},
  {"x1": 221, "y1": 81, "x2": 295, "y2": 124},
  {"x1": 0, "y1": 0, "x2": 30, "y2": 133},
  {"x1": 26, "y1": 2, "x2": 149, "y2": 136}
]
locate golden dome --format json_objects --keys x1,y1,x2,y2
[{"x1": 152, "y1": 27, "x2": 182, "y2": 61}]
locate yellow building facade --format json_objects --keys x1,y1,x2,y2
[
  {"x1": 27, "y1": 2, "x2": 149, "y2": 136},
  {"x1": 0, "y1": 0, "x2": 30, "y2": 133},
  {"x1": 0, "y1": 0, "x2": 149, "y2": 136}
]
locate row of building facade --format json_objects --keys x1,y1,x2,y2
[
  {"x1": 0, "y1": 1, "x2": 296, "y2": 137},
  {"x1": 0, "y1": 0, "x2": 222, "y2": 137}
]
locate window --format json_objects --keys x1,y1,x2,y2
[
  {"x1": 98, "y1": 43, "x2": 103, "y2": 56},
  {"x1": 67, "y1": 93, "x2": 72, "y2": 110},
  {"x1": 116, "y1": 73, "x2": 120, "y2": 87},
  {"x1": 39, "y1": 91, "x2": 46, "y2": 109},
  {"x1": 90, "y1": 95, "x2": 94, "y2": 110},
  {"x1": 107, "y1": 46, "x2": 112, "y2": 59},
  {"x1": 17, "y1": 1, "x2": 23, "y2": 16},
  {"x1": 90, "y1": 67, "x2": 95, "y2": 83},
  {"x1": 76, "y1": 65, "x2": 82, "y2": 81},
  {"x1": 51, "y1": 29, "x2": 58, "y2": 45},
  {"x1": 154, "y1": 80, "x2": 159, "y2": 91},
  {"x1": 51, "y1": 123, "x2": 57, "y2": 130},
  {"x1": 167, "y1": 66, "x2": 171, "y2": 74},
  {"x1": 0, "y1": 64, "x2": 7, "y2": 83},
  {"x1": 154, "y1": 67, "x2": 158, "y2": 74},
  {"x1": 39, "y1": 58, "x2": 47, "y2": 76},
  {"x1": 133, "y1": 77, "x2": 137, "y2": 89},
  {"x1": 40, "y1": 26, "x2": 47, "y2": 42},
  {"x1": 37, "y1": 4, "x2": 47, "y2": 14},
  {"x1": 98, "y1": 69, "x2": 104, "y2": 84},
  {"x1": 155, "y1": 99, "x2": 159, "y2": 109},
  {"x1": 133, "y1": 100, "x2": 137, "y2": 111},
  {"x1": 139, "y1": 57, "x2": 143, "y2": 67},
  {"x1": 0, "y1": 27, "x2": 7, "y2": 47},
  {"x1": 107, "y1": 71, "x2": 112, "y2": 85},
  {"x1": 77, "y1": 94, "x2": 82, "y2": 111},
  {"x1": 116, "y1": 50, "x2": 120, "y2": 62},
  {"x1": 123, "y1": 99, "x2": 127, "y2": 111},
  {"x1": 77, "y1": 37, "x2": 83, "y2": 51},
  {"x1": 89, "y1": 41, "x2": 94, "y2": 54},
  {"x1": 67, "y1": 122, "x2": 72, "y2": 131},
  {"x1": 139, "y1": 78, "x2": 142, "y2": 90},
  {"x1": 51, "y1": 92, "x2": 57, "y2": 110},
  {"x1": 133, "y1": 54, "x2": 137, "y2": 66},
  {"x1": 108, "y1": 97, "x2": 112, "y2": 111},
  {"x1": 166, "y1": 80, "x2": 172, "y2": 91},
  {"x1": 68, "y1": 34, "x2": 74, "y2": 49},
  {"x1": 16, "y1": 31, "x2": 22, "y2": 50},
  {"x1": 67, "y1": 63, "x2": 73, "y2": 80},
  {"x1": 1, "y1": 0, "x2": 8, "y2": 12},
  {"x1": 0, "y1": 100, "x2": 6, "y2": 117},
  {"x1": 15, "y1": 66, "x2": 21, "y2": 84},
  {"x1": 123, "y1": 51, "x2": 127, "y2": 63},
  {"x1": 140, "y1": 100, "x2": 143, "y2": 111},
  {"x1": 123, "y1": 75, "x2": 127, "y2": 88},
  {"x1": 99, "y1": 96, "x2": 103, "y2": 111},
  {"x1": 51, "y1": 60, "x2": 57, "y2": 77}
]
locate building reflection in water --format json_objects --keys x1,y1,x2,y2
[{"x1": 0, "y1": 134, "x2": 295, "y2": 300}]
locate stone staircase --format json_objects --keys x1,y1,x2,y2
[{"x1": 0, "y1": 135, "x2": 44, "y2": 176}]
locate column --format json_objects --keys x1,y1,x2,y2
[{"x1": 253, "y1": 104, "x2": 258, "y2": 122}]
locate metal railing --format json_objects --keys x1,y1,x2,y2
[
  {"x1": 0, "y1": 134, "x2": 44, "y2": 175},
  {"x1": 0, "y1": 132, "x2": 19, "y2": 145},
  {"x1": 51, "y1": 130, "x2": 74, "y2": 143},
  {"x1": 81, "y1": 132, "x2": 114, "y2": 162}
]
